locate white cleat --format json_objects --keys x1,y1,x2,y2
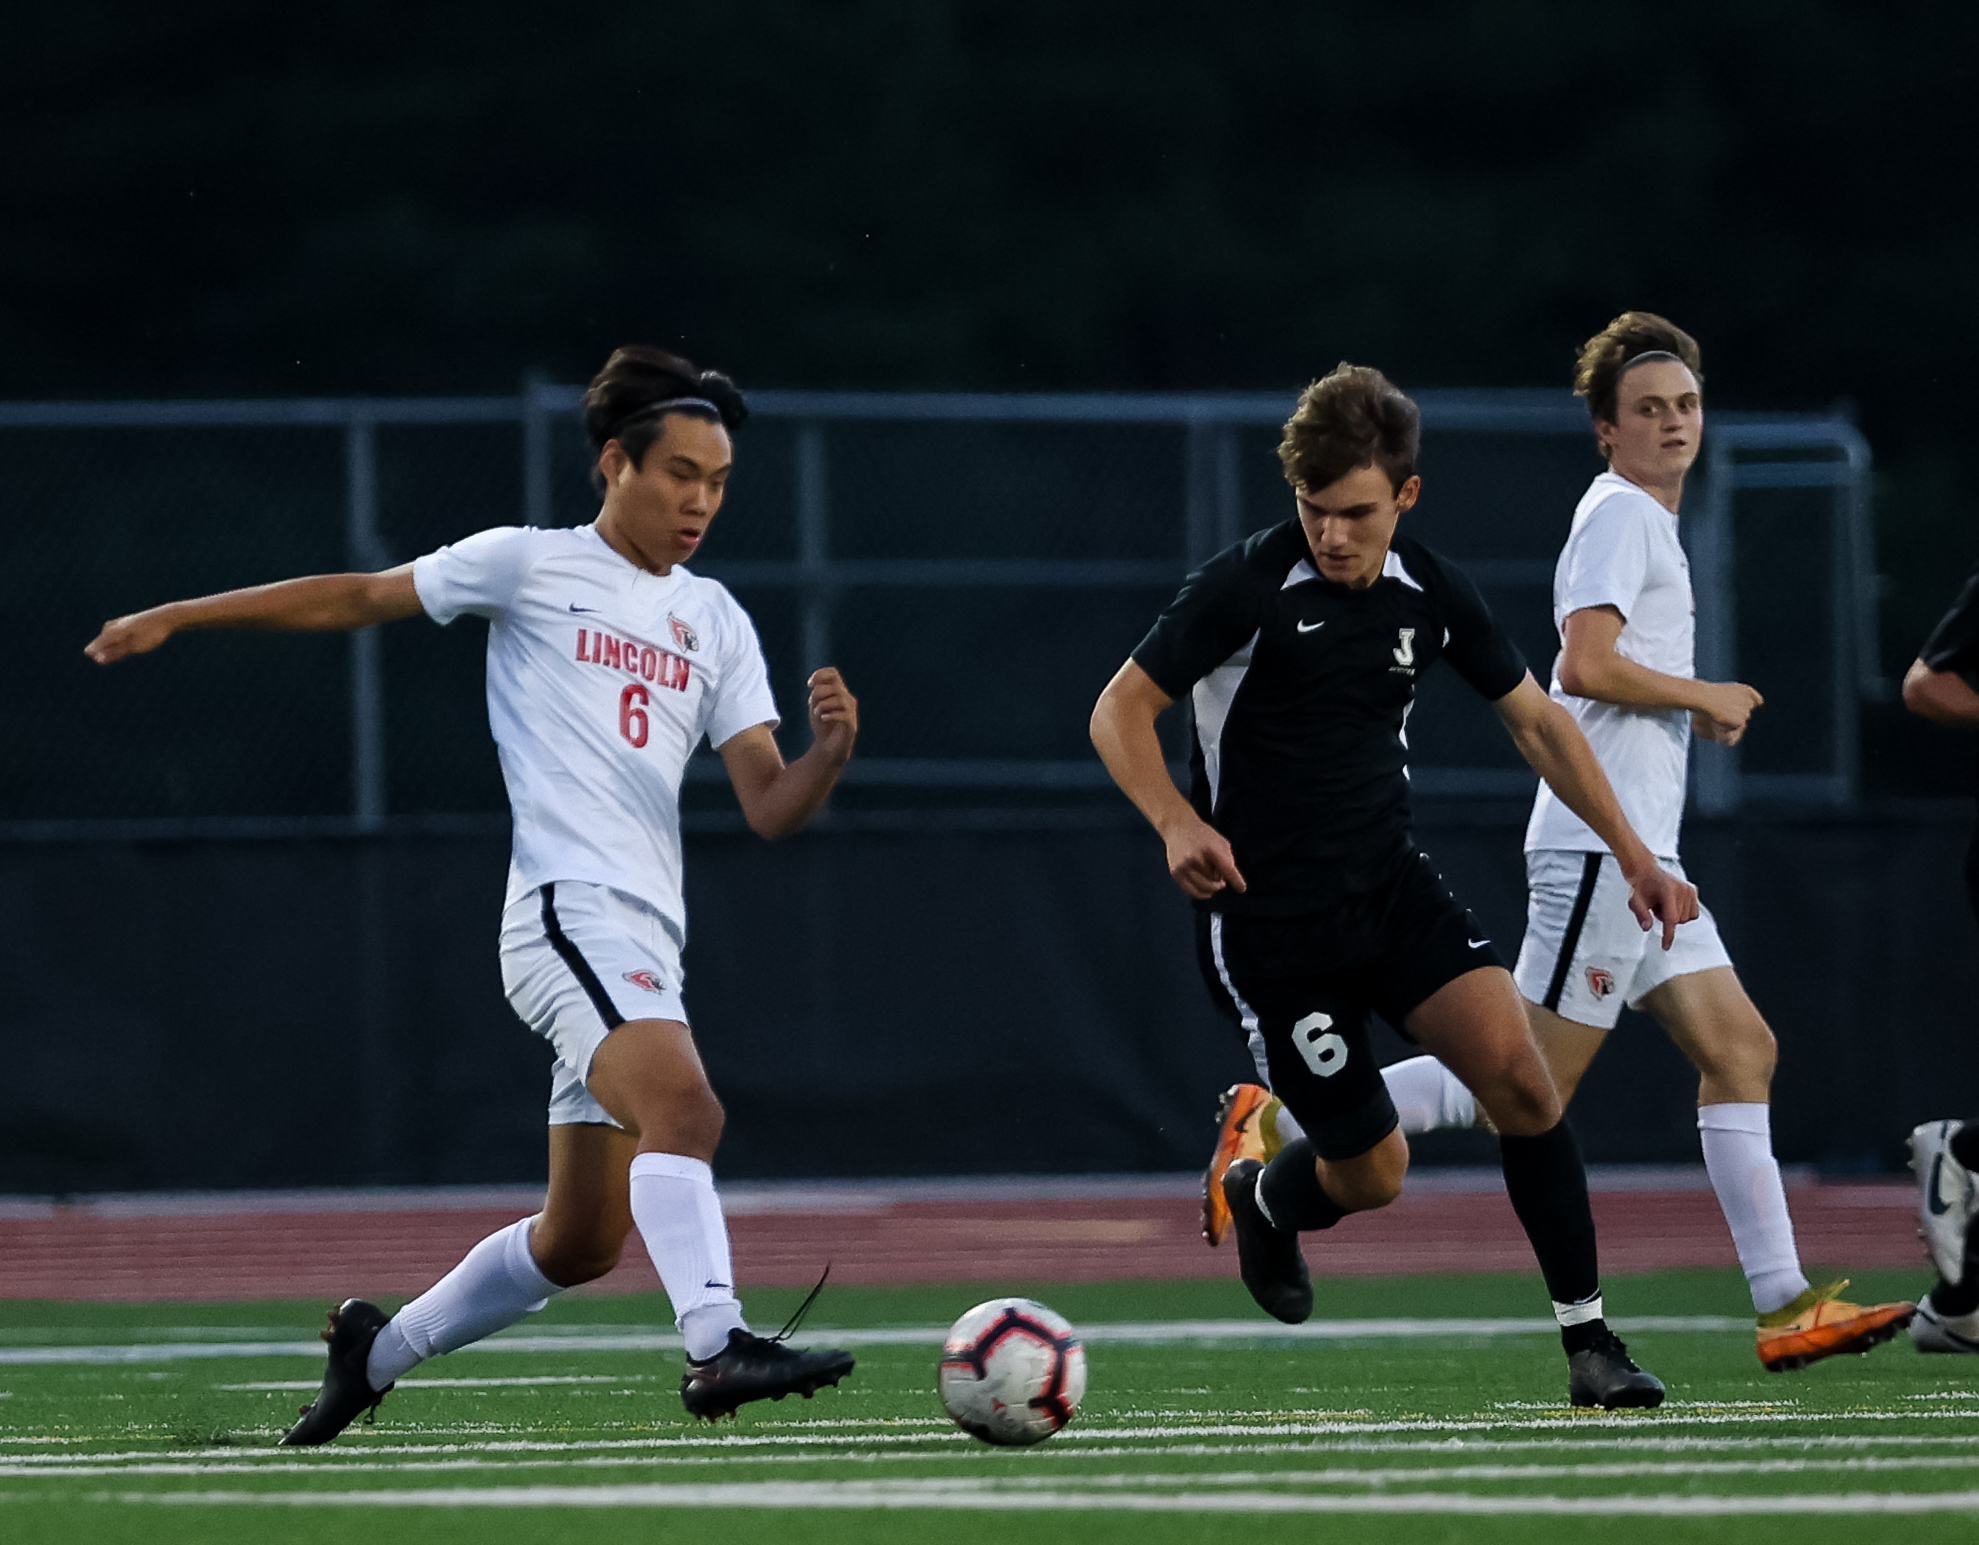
[
  {"x1": 1909, "y1": 1120, "x2": 1976, "y2": 1285},
  {"x1": 1911, "y1": 1296, "x2": 1979, "y2": 1355}
]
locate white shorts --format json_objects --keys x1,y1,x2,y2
[
  {"x1": 1512, "y1": 850, "x2": 1731, "y2": 1030},
  {"x1": 500, "y1": 880, "x2": 689, "y2": 1127}
]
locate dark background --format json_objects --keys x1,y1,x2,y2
[
  {"x1": 6, "y1": 2, "x2": 1976, "y2": 677},
  {"x1": 3, "y1": 812, "x2": 1971, "y2": 1192},
  {"x1": 4, "y1": 4, "x2": 1977, "y2": 1189}
]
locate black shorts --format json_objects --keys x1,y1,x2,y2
[{"x1": 1195, "y1": 852, "x2": 1504, "y2": 1161}]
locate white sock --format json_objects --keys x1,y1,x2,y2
[
  {"x1": 1382, "y1": 1055, "x2": 1477, "y2": 1134},
  {"x1": 1554, "y1": 1293, "x2": 1604, "y2": 1328},
  {"x1": 1698, "y1": 1103, "x2": 1809, "y2": 1315},
  {"x1": 628, "y1": 1152, "x2": 749, "y2": 1360},
  {"x1": 365, "y1": 1217, "x2": 560, "y2": 1391}
]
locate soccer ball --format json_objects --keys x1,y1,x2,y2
[{"x1": 938, "y1": 1297, "x2": 1088, "y2": 1446}]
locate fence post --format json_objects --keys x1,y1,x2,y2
[
  {"x1": 522, "y1": 371, "x2": 551, "y2": 528},
  {"x1": 1841, "y1": 426, "x2": 1885, "y2": 702},
  {"x1": 1214, "y1": 425, "x2": 1244, "y2": 550},
  {"x1": 1830, "y1": 439, "x2": 1863, "y2": 806},
  {"x1": 797, "y1": 423, "x2": 830, "y2": 672},
  {"x1": 346, "y1": 410, "x2": 387, "y2": 831},
  {"x1": 1184, "y1": 420, "x2": 1217, "y2": 569},
  {"x1": 1690, "y1": 433, "x2": 1739, "y2": 816}
]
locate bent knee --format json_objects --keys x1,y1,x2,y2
[
  {"x1": 1481, "y1": 1057, "x2": 1561, "y2": 1132},
  {"x1": 620, "y1": 1080, "x2": 726, "y2": 1154},
  {"x1": 1695, "y1": 1017, "x2": 1778, "y2": 1091},
  {"x1": 531, "y1": 1233, "x2": 625, "y2": 1289},
  {"x1": 1336, "y1": 1170, "x2": 1406, "y2": 1211},
  {"x1": 683, "y1": 1085, "x2": 726, "y2": 1147}
]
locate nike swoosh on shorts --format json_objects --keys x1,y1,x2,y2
[{"x1": 1297, "y1": 620, "x2": 1324, "y2": 633}]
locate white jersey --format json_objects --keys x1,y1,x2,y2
[
  {"x1": 1524, "y1": 470, "x2": 1693, "y2": 859},
  {"x1": 413, "y1": 523, "x2": 778, "y2": 941}
]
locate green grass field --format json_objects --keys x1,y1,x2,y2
[{"x1": 4, "y1": 1267, "x2": 1975, "y2": 1543}]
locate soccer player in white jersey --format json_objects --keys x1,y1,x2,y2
[
  {"x1": 85, "y1": 345, "x2": 859, "y2": 1439},
  {"x1": 1205, "y1": 314, "x2": 1913, "y2": 1372}
]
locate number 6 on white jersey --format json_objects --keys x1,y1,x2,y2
[{"x1": 1291, "y1": 1010, "x2": 1348, "y2": 1078}]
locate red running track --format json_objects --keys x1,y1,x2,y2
[{"x1": 0, "y1": 1176, "x2": 1931, "y2": 1303}]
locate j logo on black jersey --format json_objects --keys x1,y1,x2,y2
[{"x1": 1390, "y1": 627, "x2": 1417, "y2": 674}]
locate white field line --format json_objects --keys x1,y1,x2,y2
[
  {"x1": 10, "y1": 1412, "x2": 1979, "y2": 1472},
  {"x1": 1058, "y1": 1411, "x2": 1979, "y2": 1439},
  {"x1": 104, "y1": 1481, "x2": 1979, "y2": 1514},
  {"x1": 19, "y1": 1453, "x2": 1979, "y2": 1485},
  {"x1": 217, "y1": 1376, "x2": 659, "y2": 1391},
  {"x1": 0, "y1": 1315, "x2": 1748, "y2": 1366}
]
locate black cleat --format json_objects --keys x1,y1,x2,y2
[
  {"x1": 279, "y1": 1298, "x2": 393, "y2": 1446},
  {"x1": 1221, "y1": 1157, "x2": 1312, "y2": 1324},
  {"x1": 1568, "y1": 1326, "x2": 1666, "y2": 1410},
  {"x1": 680, "y1": 1329, "x2": 856, "y2": 1420}
]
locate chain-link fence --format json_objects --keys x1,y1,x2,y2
[{"x1": 0, "y1": 388, "x2": 1877, "y2": 836}]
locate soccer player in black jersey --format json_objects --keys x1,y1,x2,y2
[
  {"x1": 1901, "y1": 566, "x2": 1979, "y2": 1354},
  {"x1": 1092, "y1": 364, "x2": 1698, "y2": 1407}
]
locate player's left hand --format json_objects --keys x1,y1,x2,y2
[
  {"x1": 1691, "y1": 708, "x2": 1746, "y2": 747},
  {"x1": 807, "y1": 667, "x2": 858, "y2": 761},
  {"x1": 1626, "y1": 864, "x2": 1699, "y2": 950}
]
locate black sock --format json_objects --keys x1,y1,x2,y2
[
  {"x1": 1499, "y1": 1121, "x2": 1603, "y2": 1352},
  {"x1": 1258, "y1": 1139, "x2": 1348, "y2": 1233},
  {"x1": 1949, "y1": 1121, "x2": 1979, "y2": 1170}
]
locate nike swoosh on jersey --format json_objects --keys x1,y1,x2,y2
[
  {"x1": 1466, "y1": 938, "x2": 1490, "y2": 949},
  {"x1": 1930, "y1": 1154, "x2": 1954, "y2": 1216},
  {"x1": 1296, "y1": 620, "x2": 1325, "y2": 633},
  {"x1": 569, "y1": 603, "x2": 600, "y2": 613}
]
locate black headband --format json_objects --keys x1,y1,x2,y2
[
  {"x1": 1618, "y1": 350, "x2": 1686, "y2": 374},
  {"x1": 612, "y1": 397, "x2": 724, "y2": 438}
]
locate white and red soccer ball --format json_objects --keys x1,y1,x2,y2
[{"x1": 938, "y1": 1297, "x2": 1088, "y2": 1445}]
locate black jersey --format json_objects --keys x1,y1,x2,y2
[
  {"x1": 1921, "y1": 566, "x2": 1979, "y2": 690},
  {"x1": 1132, "y1": 522, "x2": 1527, "y2": 916}
]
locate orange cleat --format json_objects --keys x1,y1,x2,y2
[
  {"x1": 1756, "y1": 1279, "x2": 1915, "y2": 1372},
  {"x1": 1202, "y1": 1084, "x2": 1273, "y2": 1246}
]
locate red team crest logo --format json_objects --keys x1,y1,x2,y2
[
  {"x1": 623, "y1": 969, "x2": 667, "y2": 995},
  {"x1": 1586, "y1": 967, "x2": 1616, "y2": 998},
  {"x1": 668, "y1": 614, "x2": 699, "y2": 652}
]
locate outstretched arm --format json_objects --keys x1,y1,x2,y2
[
  {"x1": 1090, "y1": 660, "x2": 1245, "y2": 899},
  {"x1": 85, "y1": 566, "x2": 425, "y2": 664},
  {"x1": 717, "y1": 668, "x2": 858, "y2": 839},
  {"x1": 1494, "y1": 671, "x2": 1698, "y2": 946},
  {"x1": 1902, "y1": 658, "x2": 1979, "y2": 726},
  {"x1": 1558, "y1": 605, "x2": 1763, "y2": 746}
]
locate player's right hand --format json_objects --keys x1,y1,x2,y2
[
  {"x1": 1695, "y1": 680, "x2": 1762, "y2": 742},
  {"x1": 84, "y1": 609, "x2": 174, "y2": 665},
  {"x1": 1162, "y1": 815, "x2": 1246, "y2": 899}
]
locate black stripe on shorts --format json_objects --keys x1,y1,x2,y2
[
  {"x1": 1541, "y1": 854, "x2": 1604, "y2": 1012},
  {"x1": 540, "y1": 883, "x2": 626, "y2": 1031}
]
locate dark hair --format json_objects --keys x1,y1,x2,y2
[
  {"x1": 1574, "y1": 312, "x2": 1703, "y2": 428},
  {"x1": 1277, "y1": 363, "x2": 1421, "y2": 494},
  {"x1": 584, "y1": 345, "x2": 747, "y2": 487}
]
